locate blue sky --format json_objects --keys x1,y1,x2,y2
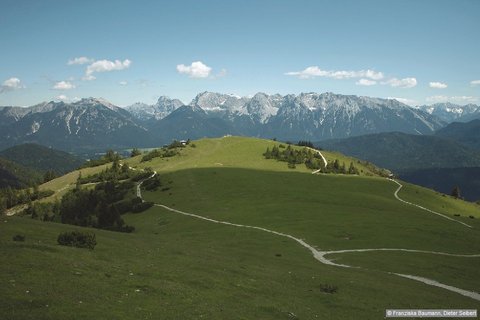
[{"x1": 1, "y1": 0, "x2": 479, "y2": 107}]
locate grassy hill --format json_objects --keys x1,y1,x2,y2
[
  {"x1": 0, "y1": 143, "x2": 85, "y2": 175},
  {"x1": 1, "y1": 136, "x2": 479, "y2": 319}
]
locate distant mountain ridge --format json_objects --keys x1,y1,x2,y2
[
  {"x1": 125, "y1": 91, "x2": 445, "y2": 141},
  {"x1": 418, "y1": 103, "x2": 480, "y2": 123},
  {"x1": 435, "y1": 119, "x2": 480, "y2": 150},
  {"x1": 0, "y1": 156, "x2": 42, "y2": 189},
  {"x1": 0, "y1": 92, "x2": 464, "y2": 153},
  {"x1": 316, "y1": 132, "x2": 480, "y2": 172},
  {"x1": 0, "y1": 98, "x2": 155, "y2": 153},
  {"x1": 0, "y1": 143, "x2": 84, "y2": 175}
]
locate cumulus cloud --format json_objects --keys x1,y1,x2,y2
[
  {"x1": 86, "y1": 59, "x2": 131, "y2": 75},
  {"x1": 53, "y1": 80, "x2": 75, "y2": 90},
  {"x1": 429, "y1": 81, "x2": 447, "y2": 89},
  {"x1": 285, "y1": 66, "x2": 384, "y2": 80},
  {"x1": 176, "y1": 61, "x2": 212, "y2": 78},
  {"x1": 426, "y1": 95, "x2": 478, "y2": 103},
  {"x1": 356, "y1": 78, "x2": 377, "y2": 86},
  {"x1": 83, "y1": 59, "x2": 131, "y2": 80},
  {"x1": 387, "y1": 97, "x2": 418, "y2": 106},
  {"x1": 471, "y1": 80, "x2": 480, "y2": 86},
  {"x1": 119, "y1": 81, "x2": 128, "y2": 86},
  {"x1": 67, "y1": 57, "x2": 93, "y2": 65},
  {"x1": 0, "y1": 77, "x2": 24, "y2": 93},
  {"x1": 383, "y1": 77, "x2": 417, "y2": 88}
]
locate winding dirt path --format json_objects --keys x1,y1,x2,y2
[
  {"x1": 136, "y1": 172, "x2": 480, "y2": 301},
  {"x1": 309, "y1": 148, "x2": 328, "y2": 174},
  {"x1": 388, "y1": 178, "x2": 473, "y2": 228}
]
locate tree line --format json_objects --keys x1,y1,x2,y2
[{"x1": 264, "y1": 144, "x2": 359, "y2": 174}]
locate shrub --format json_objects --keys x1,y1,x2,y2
[
  {"x1": 12, "y1": 234, "x2": 25, "y2": 242},
  {"x1": 132, "y1": 201, "x2": 154, "y2": 213},
  {"x1": 143, "y1": 176, "x2": 161, "y2": 191},
  {"x1": 319, "y1": 283, "x2": 338, "y2": 294},
  {"x1": 57, "y1": 231, "x2": 96, "y2": 250}
]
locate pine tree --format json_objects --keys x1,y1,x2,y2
[
  {"x1": 130, "y1": 148, "x2": 142, "y2": 157},
  {"x1": 76, "y1": 172, "x2": 82, "y2": 190},
  {"x1": 451, "y1": 186, "x2": 461, "y2": 199}
]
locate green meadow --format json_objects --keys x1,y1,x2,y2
[{"x1": 1, "y1": 136, "x2": 479, "y2": 319}]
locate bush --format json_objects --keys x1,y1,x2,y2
[
  {"x1": 132, "y1": 201, "x2": 154, "y2": 213},
  {"x1": 12, "y1": 234, "x2": 25, "y2": 242},
  {"x1": 319, "y1": 283, "x2": 338, "y2": 294},
  {"x1": 57, "y1": 231, "x2": 96, "y2": 250},
  {"x1": 143, "y1": 175, "x2": 161, "y2": 191}
]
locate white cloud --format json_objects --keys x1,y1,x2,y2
[
  {"x1": 426, "y1": 95, "x2": 478, "y2": 103},
  {"x1": 53, "y1": 80, "x2": 75, "y2": 90},
  {"x1": 387, "y1": 97, "x2": 418, "y2": 106},
  {"x1": 82, "y1": 74, "x2": 96, "y2": 81},
  {"x1": 67, "y1": 57, "x2": 93, "y2": 65},
  {"x1": 356, "y1": 78, "x2": 377, "y2": 86},
  {"x1": 216, "y1": 68, "x2": 227, "y2": 78},
  {"x1": 176, "y1": 61, "x2": 212, "y2": 78},
  {"x1": 471, "y1": 80, "x2": 480, "y2": 86},
  {"x1": 0, "y1": 77, "x2": 24, "y2": 93},
  {"x1": 285, "y1": 66, "x2": 384, "y2": 80},
  {"x1": 119, "y1": 81, "x2": 128, "y2": 86},
  {"x1": 83, "y1": 59, "x2": 131, "y2": 80},
  {"x1": 384, "y1": 77, "x2": 417, "y2": 88},
  {"x1": 429, "y1": 81, "x2": 447, "y2": 89},
  {"x1": 55, "y1": 94, "x2": 69, "y2": 101}
]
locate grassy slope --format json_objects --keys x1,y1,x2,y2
[
  {"x1": 1, "y1": 136, "x2": 480, "y2": 319},
  {"x1": 37, "y1": 164, "x2": 111, "y2": 202},
  {"x1": 125, "y1": 136, "x2": 380, "y2": 176}
]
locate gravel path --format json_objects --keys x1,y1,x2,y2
[
  {"x1": 388, "y1": 178, "x2": 472, "y2": 228},
  {"x1": 309, "y1": 148, "x2": 328, "y2": 174}
]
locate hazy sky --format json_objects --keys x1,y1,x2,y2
[{"x1": 1, "y1": 0, "x2": 479, "y2": 107}]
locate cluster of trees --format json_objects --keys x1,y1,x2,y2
[
  {"x1": 43, "y1": 170, "x2": 57, "y2": 183},
  {"x1": 80, "y1": 150, "x2": 121, "y2": 168},
  {"x1": 297, "y1": 140, "x2": 315, "y2": 148},
  {"x1": 59, "y1": 177, "x2": 137, "y2": 232},
  {"x1": 263, "y1": 144, "x2": 359, "y2": 174},
  {"x1": 23, "y1": 201, "x2": 59, "y2": 221},
  {"x1": 21, "y1": 160, "x2": 158, "y2": 232},
  {"x1": 141, "y1": 148, "x2": 179, "y2": 162},
  {"x1": 130, "y1": 148, "x2": 142, "y2": 157},
  {"x1": 0, "y1": 185, "x2": 54, "y2": 213},
  {"x1": 324, "y1": 159, "x2": 359, "y2": 175},
  {"x1": 141, "y1": 140, "x2": 189, "y2": 163}
]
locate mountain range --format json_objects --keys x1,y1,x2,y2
[
  {"x1": 417, "y1": 103, "x2": 480, "y2": 123},
  {"x1": 4, "y1": 92, "x2": 474, "y2": 154}
]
